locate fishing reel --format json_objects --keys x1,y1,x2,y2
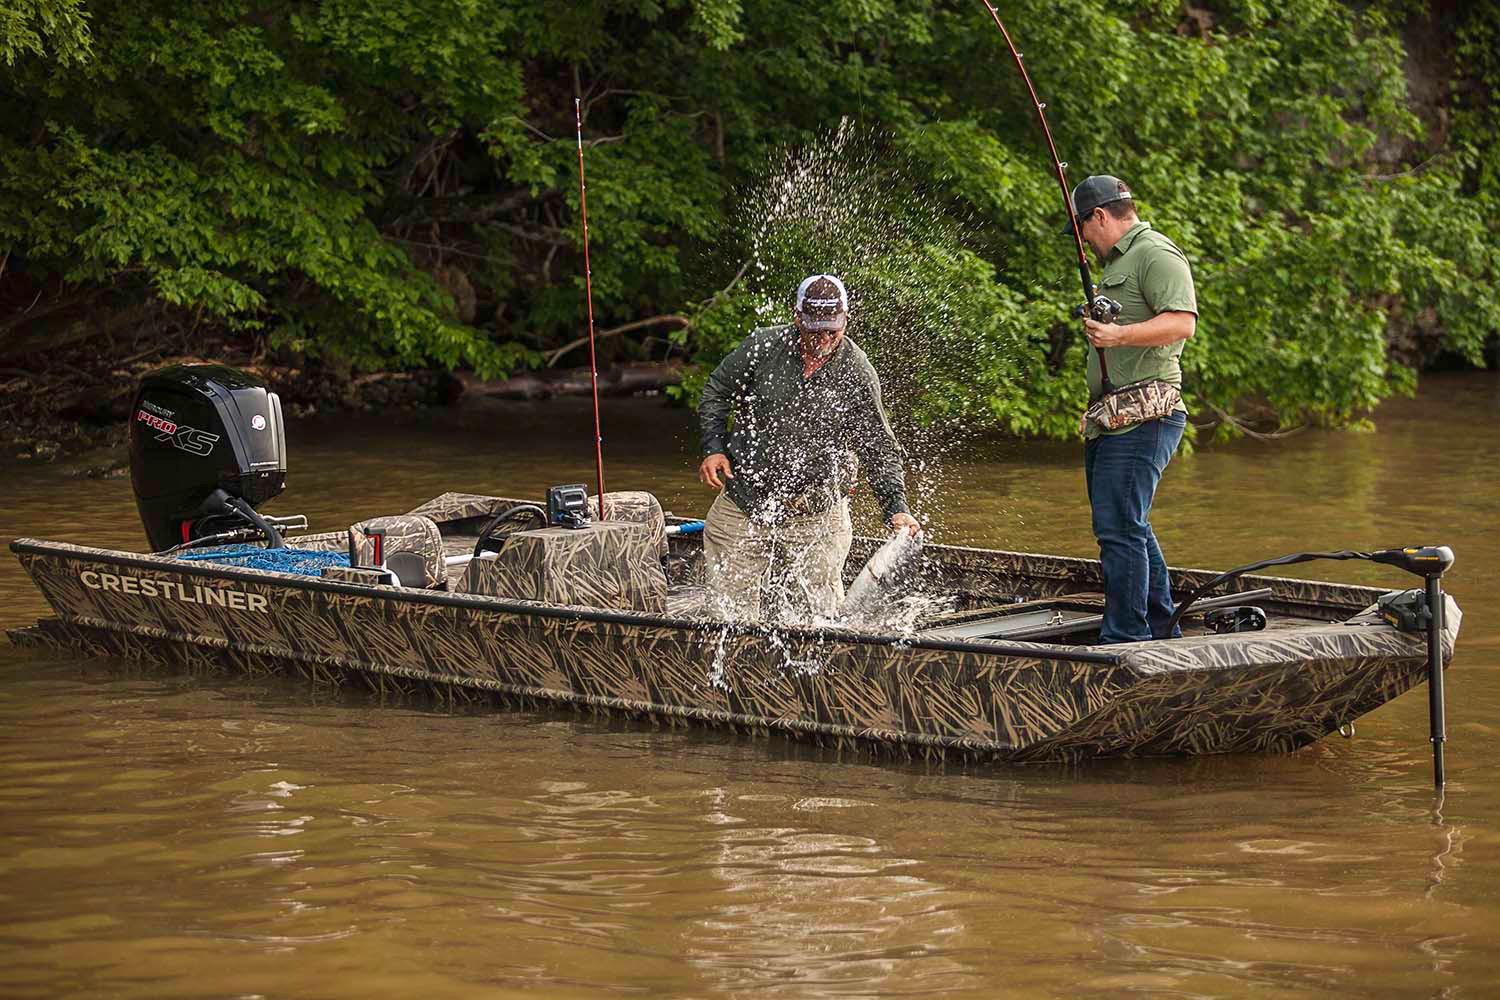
[{"x1": 1072, "y1": 295, "x2": 1122, "y2": 324}]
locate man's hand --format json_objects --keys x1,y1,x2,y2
[
  {"x1": 1083, "y1": 318, "x2": 1130, "y2": 349},
  {"x1": 699, "y1": 453, "x2": 734, "y2": 490},
  {"x1": 888, "y1": 512, "x2": 922, "y2": 538}
]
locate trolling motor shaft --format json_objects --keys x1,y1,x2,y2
[
  {"x1": 1380, "y1": 546, "x2": 1457, "y2": 789},
  {"x1": 1425, "y1": 572, "x2": 1449, "y2": 787}
]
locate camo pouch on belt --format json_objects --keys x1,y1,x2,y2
[{"x1": 1085, "y1": 379, "x2": 1182, "y2": 433}]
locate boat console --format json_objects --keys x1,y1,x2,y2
[{"x1": 458, "y1": 518, "x2": 667, "y2": 613}]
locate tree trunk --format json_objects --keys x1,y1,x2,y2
[{"x1": 454, "y1": 362, "x2": 683, "y2": 400}]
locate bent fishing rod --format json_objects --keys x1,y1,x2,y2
[
  {"x1": 574, "y1": 97, "x2": 607, "y2": 516},
  {"x1": 976, "y1": 3, "x2": 1120, "y2": 392}
]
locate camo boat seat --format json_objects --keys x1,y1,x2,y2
[
  {"x1": 588, "y1": 491, "x2": 668, "y2": 559},
  {"x1": 459, "y1": 519, "x2": 667, "y2": 613},
  {"x1": 346, "y1": 514, "x2": 446, "y2": 589}
]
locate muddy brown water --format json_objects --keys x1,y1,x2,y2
[{"x1": 3, "y1": 374, "x2": 1499, "y2": 998}]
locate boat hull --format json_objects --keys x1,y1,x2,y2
[{"x1": 8, "y1": 539, "x2": 1459, "y2": 763}]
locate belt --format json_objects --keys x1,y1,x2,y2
[{"x1": 780, "y1": 486, "x2": 841, "y2": 517}]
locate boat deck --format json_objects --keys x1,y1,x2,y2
[{"x1": 435, "y1": 530, "x2": 1333, "y2": 641}]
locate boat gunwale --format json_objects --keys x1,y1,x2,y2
[
  {"x1": 835, "y1": 534, "x2": 1393, "y2": 613},
  {"x1": 9, "y1": 537, "x2": 1128, "y2": 666}
]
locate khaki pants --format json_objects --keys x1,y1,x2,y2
[{"x1": 702, "y1": 492, "x2": 853, "y2": 623}]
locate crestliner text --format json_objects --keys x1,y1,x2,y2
[{"x1": 80, "y1": 570, "x2": 270, "y2": 613}]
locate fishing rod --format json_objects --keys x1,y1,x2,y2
[
  {"x1": 573, "y1": 97, "x2": 607, "y2": 516},
  {"x1": 976, "y1": 3, "x2": 1120, "y2": 392}
]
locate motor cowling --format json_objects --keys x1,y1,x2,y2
[{"x1": 129, "y1": 364, "x2": 287, "y2": 551}]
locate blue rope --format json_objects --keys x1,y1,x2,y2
[{"x1": 176, "y1": 544, "x2": 350, "y2": 576}]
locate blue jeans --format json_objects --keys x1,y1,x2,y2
[{"x1": 1084, "y1": 412, "x2": 1187, "y2": 644}]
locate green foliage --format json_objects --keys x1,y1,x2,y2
[
  {"x1": 0, "y1": 0, "x2": 93, "y2": 66},
  {"x1": 1, "y1": 0, "x2": 1495, "y2": 432}
]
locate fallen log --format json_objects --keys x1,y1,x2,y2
[{"x1": 453, "y1": 362, "x2": 684, "y2": 401}]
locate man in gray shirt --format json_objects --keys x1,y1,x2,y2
[{"x1": 697, "y1": 274, "x2": 920, "y2": 622}]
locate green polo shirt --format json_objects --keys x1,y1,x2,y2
[{"x1": 1085, "y1": 221, "x2": 1197, "y2": 435}]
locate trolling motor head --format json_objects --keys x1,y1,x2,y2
[
  {"x1": 129, "y1": 364, "x2": 288, "y2": 551},
  {"x1": 1367, "y1": 545, "x2": 1455, "y2": 578}
]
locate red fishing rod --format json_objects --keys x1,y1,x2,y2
[
  {"x1": 574, "y1": 97, "x2": 607, "y2": 516},
  {"x1": 976, "y1": 3, "x2": 1119, "y2": 391}
]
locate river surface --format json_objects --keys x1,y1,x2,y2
[{"x1": 3, "y1": 373, "x2": 1498, "y2": 998}]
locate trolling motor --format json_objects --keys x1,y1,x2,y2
[
  {"x1": 1166, "y1": 545, "x2": 1456, "y2": 788},
  {"x1": 129, "y1": 364, "x2": 299, "y2": 552}
]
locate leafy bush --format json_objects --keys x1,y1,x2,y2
[{"x1": 2, "y1": 0, "x2": 1494, "y2": 436}]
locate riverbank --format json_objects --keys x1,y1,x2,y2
[
  {"x1": 1, "y1": 331, "x2": 447, "y2": 466},
  {"x1": 1, "y1": 332, "x2": 683, "y2": 471}
]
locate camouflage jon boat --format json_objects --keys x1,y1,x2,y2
[
  {"x1": 6, "y1": 485, "x2": 1461, "y2": 764},
  {"x1": 4, "y1": 365, "x2": 1460, "y2": 764}
]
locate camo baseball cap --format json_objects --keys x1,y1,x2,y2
[
  {"x1": 794, "y1": 274, "x2": 849, "y2": 332},
  {"x1": 1063, "y1": 175, "x2": 1133, "y2": 234}
]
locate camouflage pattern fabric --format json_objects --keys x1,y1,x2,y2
[
  {"x1": 408, "y1": 490, "x2": 667, "y2": 562},
  {"x1": 459, "y1": 520, "x2": 667, "y2": 613},
  {"x1": 405, "y1": 492, "x2": 515, "y2": 525},
  {"x1": 1085, "y1": 379, "x2": 1182, "y2": 433},
  {"x1": 348, "y1": 515, "x2": 445, "y2": 588},
  {"x1": 588, "y1": 491, "x2": 668, "y2": 557}
]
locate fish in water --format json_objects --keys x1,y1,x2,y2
[{"x1": 841, "y1": 531, "x2": 925, "y2": 625}]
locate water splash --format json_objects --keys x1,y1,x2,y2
[
  {"x1": 727, "y1": 120, "x2": 1007, "y2": 539},
  {"x1": 691, "y1": 121, "x2": 1012, "y2": 682}
]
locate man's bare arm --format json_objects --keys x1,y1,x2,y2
[{"x1": 1083, "y1": 310, "x2": 1195, "y2": 349}]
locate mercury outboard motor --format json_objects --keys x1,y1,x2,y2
[{"x1": 129, "y1": 364, "x2": 288, "y2": 551}]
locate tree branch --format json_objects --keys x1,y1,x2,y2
[
  {"x1": 383, "y1": 190, "x2": 535, "y2": 230},
  {"x1": 490, "y1": 222, "x2": 572, "y2": 246},
  {"x1": 546, "y1": 314, "x2": 692, "y2": 367},
  {"x1": 542, "y1": 257, "x2": 751, "y2": 367},
  {"x1": 1366, "y1": 154, "x2": 1447, "y2": 183},
  {"x1": 1203, "y1": 400, "x2": 1307, "y2": 440},
  {"x1": 510, "y1": 115, "x2": 555, "y2": 143}
]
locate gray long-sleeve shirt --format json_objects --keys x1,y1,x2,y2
[{"x1": 698, "y1": 325, "x2": 908, "y2": 523}]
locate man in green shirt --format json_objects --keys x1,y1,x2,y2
[
  {"x1": 1068, "y1": 175, "x2": 1197, "y2": 643},
  {"x1": 697, "y1": 274, "x2": 921, "y2": 622}
]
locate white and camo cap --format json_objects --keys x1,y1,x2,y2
[{"x1": 794, "y1": 274, "x2": 849, "y2": 331}]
